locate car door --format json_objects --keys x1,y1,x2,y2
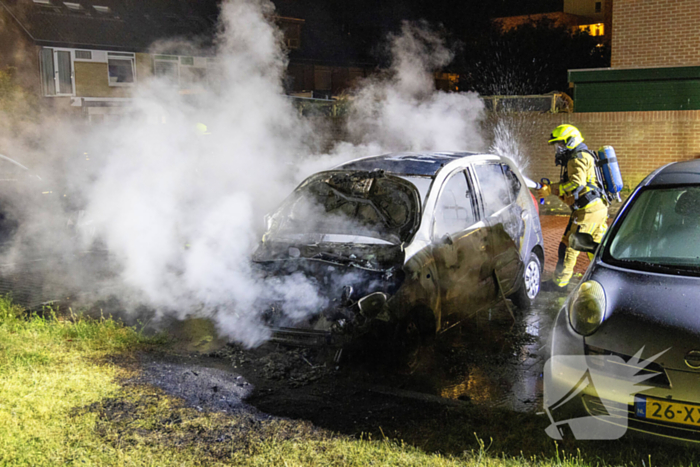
[
  {"x1": 431, "y1": 168, "x2": 497, "y2": 321},
  {"x1": 473, "y1": 162, "x2": 525, "y2": 294}
]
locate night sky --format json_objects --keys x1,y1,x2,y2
[{"x1": 274, "y1": 0, "x2": 565, "y2": 35}]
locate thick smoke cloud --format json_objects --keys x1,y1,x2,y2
[
  {"x1": 0, "y1": 0, "x2": 489, "y2": 347},
  {"x1": 76, "y1": 0, "x2": 319, "y2": 346},
  {"x1": 346, "y1": 21, "x2": 485, "y2": 153}
]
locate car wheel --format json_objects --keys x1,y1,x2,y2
[
  {"x1": 510, "y1": 251, "x2": 541, "y2": 310},
  {"x1": 394, "y1": 306, "x2": 435, "y2": 372}
]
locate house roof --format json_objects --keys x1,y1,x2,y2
[
  {"x1": 1, "y1": 0, "x2": 377, "y2": 66},
  {"x1": 0, "y1": 0, "x2": 218, "y2": 52}
]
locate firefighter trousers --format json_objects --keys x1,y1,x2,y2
[{"x1": 553, "y1": 206, "x2": 608, "y2": 287}]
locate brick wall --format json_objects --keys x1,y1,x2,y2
[
  {"x1": 604, "y1": 0, "x2": 613, "y2": 45},
  {"x1": 612, "y1": 0, "x2": 700, "y2": 68},
  {"x1": 505, "y1": 110, "x2": 700, "y2": 189},
  {"x1": 74, "y1": 62, "x2": 131, "y2": 98}
]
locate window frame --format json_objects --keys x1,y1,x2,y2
[
  {"x1": 153, "y1": 54, "x2": 180, "y2": 83},
  {"x1": 153, "y1": 54, "x2": 209, "y2": 90},
  {"x1": 107, "y1": 52, "x2": 136, "y2": 87},
  {"x1": 178, "y1": 56, "x2": 208, "y2": 90},
  {"x1": 40, "y1": 47, "x2": 76, "y2": 97},
  {"x1": 431, "y1": 168, "x2": 479, "y2": 239},
  {"x1": 472, "y1": 161, "x2": 513, "y2": 217},
  {"x1": 501, "y1": 163, "x2": 522, "y2": 204}
]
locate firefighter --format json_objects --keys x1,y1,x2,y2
[
  {"x1": 195, "y1": 122, "x2": 211, "y2": 136},
  {"x1": 538, "y1": 124, "x2": 608, "y2": 290}
]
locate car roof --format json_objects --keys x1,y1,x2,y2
[
  {"x1": 646, "y1": 159, "x2": 700, "y2": 186},
  {"x1": 334, "y1": 152, "x2": 484, "y2": 176}
]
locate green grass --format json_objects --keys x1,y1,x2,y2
[
  {"x1": 0, "y1": 296, "x2": 699, "y2": 466},
  {"x1": 0, "y1": 299, "x2": 163, "y2": 466}
]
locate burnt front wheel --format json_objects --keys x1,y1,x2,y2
[
  {"x1": 394, "y1": 306, "x2": 436, "y2": 372},
  {"x1": 510, "y1": 252, "x2": 542, "y2": 310}
]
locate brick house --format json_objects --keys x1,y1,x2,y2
[
  {"x1": 521, "y1": 0, "x2": 700, "y2": 187},
  {"x1": 0, "y1": 0, "x2": 219, "y2": 121},
  {"x1": 570, "y1": 0, "x2": 700, "y2": 112},
  {"x1": 0, "y1": 0, "x2": 383, "y2": 118}
]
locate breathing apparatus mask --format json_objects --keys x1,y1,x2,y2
[{"x1": 553, "y1": 141, "x2": 569, "y2": 167}]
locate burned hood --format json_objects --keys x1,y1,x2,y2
[
  {"x1": 262, "y1": 169, "x2": 422, "y2": 246},
  {"x1": 253, "y1": 240, "x2": 404, "y2": 272},
  {"x1": 251, "y1": 240, "x2": 406, "y2": 336}
]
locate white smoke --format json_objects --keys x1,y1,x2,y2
[
  {"x1": 488, "y1": 112, "x2": 537, "y2": 177},
  {"x1": 74, "y1": 0, "x2": 321, "y2": 346},
  {"x1": 345, "y1": 21, "x2": 485, "y2": 153},
  {"x1": 0, "y1": 0, "x2": 489, "y2": 347}
]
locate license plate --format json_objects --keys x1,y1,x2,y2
[{"x1": 635, "y1": 396, "x2": 700, "y2": 427}]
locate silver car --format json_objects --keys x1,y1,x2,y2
[{"x1": 254, "y1": 152, "x2": 544, "y2": 346}]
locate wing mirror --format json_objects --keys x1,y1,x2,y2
[
  {"x1": 569, "y1": 232, "x2": 599, "y2": 254},
  {"x1": 358, "y1": 292, "x2": 387, "y2": 318}
]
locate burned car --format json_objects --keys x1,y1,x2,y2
[
  {"x1": 548, "y1": 159, "x2": 700, "y2": 443},
  {"x1": 253, "y1": 153, "x2": 544, "y2": 346}
]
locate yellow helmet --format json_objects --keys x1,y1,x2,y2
[
  {"x1": 195, "y1": 122, "x2": 211, "y2": 136},
  {"x1": 548, "y1": 124, "x2": 584, "y2": 150}
]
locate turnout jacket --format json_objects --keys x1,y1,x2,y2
[{"x1": 553, "y1": 143, "x2": 606, "y2": 212}]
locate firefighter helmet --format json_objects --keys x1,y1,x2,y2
[
  {"x1": 195, "y1": 123, "x2": 211, "y2": 136},
  {"x1": 548, "y1": 124, "x2": 584, "y2": 150}
]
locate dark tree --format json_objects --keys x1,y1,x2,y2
[{"x1": 457, "y1": 19, "x2": 610, "y2": 96}]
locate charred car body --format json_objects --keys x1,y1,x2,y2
[{"x1": 253, "y1": 153, "x2": 544, "y2": 346}]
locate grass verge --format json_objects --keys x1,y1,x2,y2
[{"x1": 0, "y1": 296, "x2": 698, "y2": 466}]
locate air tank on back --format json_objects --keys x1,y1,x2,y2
[{"x1": 598, "y1": 146, "x2": 624, "y2": 202}]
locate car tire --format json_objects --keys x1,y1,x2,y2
[
  {"x1": 510, "y1": 251, "x2": 542, "y2": 310},
  {"x1": 394, "y1": 306, "x2": 435, "y2": 372}
]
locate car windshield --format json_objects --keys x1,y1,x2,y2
[
  {"x1": 607, "y1": 186, "x2": 700, "y2": 272},
  {"x1": 398, "y1": 175, "x2": 432, "y2": 206},
  {"x1": 267, "y1": 171, "x2": 420, "y2": 245}
]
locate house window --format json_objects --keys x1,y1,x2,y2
[
  {"x1": 578, "y1": 23, "x2": 604, "y2": 36},
  {"x1": 107, "y1": 53, "x2": 135, "y2": 86},
  {"x1": 154, "y1": 55, "x2": 179, "y2": 82},
  {"x1": 154, "y1": 55, "x2": 208, "y2": 90},
  {"x1": 180, "y1": 66, "x2": 207, "y2": 88},
  {"x1": 40, "y1": 48, "x2": 73, "y2": 96},
  {"x1": 179, "y1": 56, "x2": 207, "y2": 90},
  {"x1": 595, "y1": 2, "x2": 602, "y2": 13},
  {"x1": 75, "y1": 50, "x2": 92, "y2": 60},
  {"x1": 93, "y1": 5, "x2": 110, "y2": 13},
  {"x1": 63, "y1": 2, "x2": 82, "y2": 10}
]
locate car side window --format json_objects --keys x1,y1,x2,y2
[
  {"x1": 502, "y1": 164, "x2": 522, "y2": 202},
  {"x1": 433, "y1": 171, "x2": 476, "y2": 236},
  {"x1": 474, "y1": 163, "x2": 511, "y2": 216}
]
